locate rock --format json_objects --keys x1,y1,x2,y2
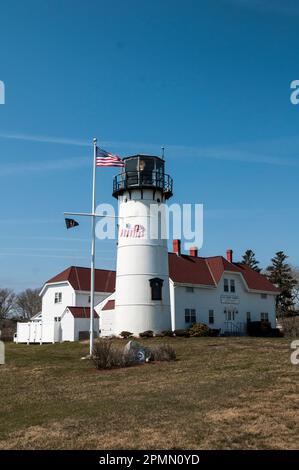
[{"x1": 123, "y1": 340, "x2": 151, "y2": 363}]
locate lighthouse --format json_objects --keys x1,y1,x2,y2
[{"x1": 112, "y1": 155, "x2": 173, "y2": 336}]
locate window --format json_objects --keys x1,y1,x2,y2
[
  {"x1": 54, "y1": 292, "x2": 62, "y2": 304},
  {"x1": 261, "y1": 312, "x2": 269, "y2": 321},
  {"x1": 246, "y1": 312, "x2": 251, "y2": 322},
  {"x1": 261, "y1": 293, "x2": 267, "y2": 299},
  {"x1": 230, "y1": 279, "x2": 235, "y2": 293},
  {"x1": 209, "y1": 309, "x2": 214, "y2": 324},
  {"x1": 185, "y1": 308, "x2": 196, "y2": 324},
  {"x1": 224, "y1": 278, "x2": 229, "y2": 292},
  {"x1": 88, "y1": 295, "x2": 91, "y2": 304},
  {"x1": 149, "y1": 278, "x2": 163, "y2": 301},
  {"x1": 225, "y1": 308, "x2": 237, "y2": 321},
  {"x1": 186, "y1": 286, "x2": 194, "y2": 293}
]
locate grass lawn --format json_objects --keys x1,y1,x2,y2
[{"x1": 0, "y1": 337, "x2": 298, "y2": 450}]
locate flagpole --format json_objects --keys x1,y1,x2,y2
[{"x1": 89, "y1": 137, "x2": 97, "y2": 356}]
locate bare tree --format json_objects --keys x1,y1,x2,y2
[
  {"x1": 15, "y1": 288, "x2": 41, "y2": 320},
  {"x1": 0, "y1": 288, "x2": 15, "y2": 320}
]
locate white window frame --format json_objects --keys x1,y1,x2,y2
[
  {"x1": 261, "y1": 312, "x2": 269, "y2": 321},
  {"x1": 54, "y1": 292, "x2": 62, "y2": 304},
  {"x1": 185, "y1": 308, "x2": 196, "y2": 324},
  {"x1": 224, "y1": 308, "x2": 238, "y2": 321}
]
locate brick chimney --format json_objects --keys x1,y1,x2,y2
[
  {"x1": 173, "y1": 239, "x2": 181, "y2": 256},
  {"x1": 189, "y1": 247, "x2": 198, "y2": 257},
  {"x1": 226, "y1": 249, "x2": 233, "y2": 263}
]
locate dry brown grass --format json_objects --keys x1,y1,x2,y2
[{"x1": 0, "y1": 337, "x2": 298, "y2": 450}]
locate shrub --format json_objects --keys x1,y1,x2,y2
[
  {"x1": 161, "y1": 330, "x2": 174, "y2": 337},
  {"x1": 92, "y1": 339, "x2": 112, "y2": 369},
  {"x1": 188, "y1": 322, "x2": 219, "y2": 337},
  {"x1": 139, "y1": 330, "x2": 154, "y2": 338},
  {"x1": 120, "y1": 331, "x2": 133, "y2": 339},
  {"x1": 271, "y1": 328, "x2": 283, "y2": 338},
  {"x1": 188, "y1": 323, "x2": 209, "y2": 337},
  {"x1": 280, "y1": 316, "x2": 299, "y2": 338},
  {"x1": 247, "y1": 321, "x2": 272, "y2": 337},
  {"x1": 174, "y1": 329, "x2": 190, "y2": 337},
  {"x1": 150, "y1": 344, "x2": 176, "y2": 361},
  {"x1": 210, "y1": 328, "x2": 221, "y2": 337},
  {"x1": 92, "y1": 339, "x2": 136, "y2": 369}
]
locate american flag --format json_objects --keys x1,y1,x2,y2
[{"x1": 96, "y1": 147, "x2": 124, "y2": 167}]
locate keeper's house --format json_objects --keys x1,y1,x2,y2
[{"x1": 14, "y1": 242, "x2": 279, "y2": 343}]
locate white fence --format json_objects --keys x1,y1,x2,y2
[{"x1": 15, "y1": 321, "x2": 60, "y2": 344}]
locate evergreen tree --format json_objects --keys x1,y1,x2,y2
[
  {"x1": 266, "y1": 251, "x2": 298, "y2": 316},
  {"x1": 241, "y1": 249, "x2": 261, "y2": 272}
]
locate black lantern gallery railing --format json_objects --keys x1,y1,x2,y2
[{"x1": 113, "y1": 170, "x2": 173, "y2": 199}]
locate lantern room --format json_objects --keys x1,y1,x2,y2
[{"x1": 112, "y1": 154, "x2": 173, "y2": 199}]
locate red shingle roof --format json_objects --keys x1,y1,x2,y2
[
  {"x1": 45, "y1": 255, "x2": 279, "y2": 295},
  {"x1": 169, "y1": 253, "x2": 279, "y2": 293},
  {"x1": 205, "y1": 256, "x2": 241, "y2": 283},
  {"x1": 67, "y1": 307, "x2": 98, "y2": 318},
  {"x1": 102, "y1": 300, "x2": 115, "y2": 311},
  {"x1": 46, "y1": 266, "x2": 115, "y2": 293},
  {"x1": 233, "y1": 263, "x2": 280, "y2": 293},
  {"x1": 168, "y1": 253, "x2": 215, "y2": 286}
]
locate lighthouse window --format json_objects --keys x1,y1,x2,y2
[{"x1": 149, "y1": 278, "x2": 164, "y2": 301}]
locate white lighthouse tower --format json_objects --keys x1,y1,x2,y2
[{"x1": 112, "y1": 155, "x2": 173, "y2": 336}]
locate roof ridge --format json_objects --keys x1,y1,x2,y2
[{"x1": 204, "y1": 258, "x2": 217, "y2": 286}]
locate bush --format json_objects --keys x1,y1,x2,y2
[
  {"x1": 150, "y1": 344, "x2": 176, "y2": 362},
  {"x1": 247, "y1": 321, "x2": 272, "y2": 337},
  {"x1": 188, "y1": 323, "x2": 210, "y2": 337},
  {"x1": 120, "y1": 331, "x2": 133, "y2": 339},
  {"x1": 139, "y1": 330, "x2": 154, "y2": 338},
  {"x1": 174, "y1": 329, "x2": 190, "y2": 337},
  {"x1": 161, "y1": 330, "x2": 174, "y2": 337},
  {"x1": 188, "y1": 322, "x2": 219, "y2": 337},
  {"x1": 280, "y1": 317, "x2": 299, "y2": 338},
  {"x1": 271, "y1": 328, "x2": 283, "y2": 338},
  {"x1": 210, "y1": 328, "x2": 221, "y2": 337},
  {"x1": 92, "y1": 339, "x2": 136, "y2": 370}
]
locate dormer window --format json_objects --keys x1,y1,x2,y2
[
  {"x1": 224, "y1": 279, "x2": 229, "y2": 292},
  {"x1": 149, "y1": 278, "x2": 163, "y2": 301},
  {"x1": 230, "y1": 279, "x2": 235, "y2": 293},
  {"x1": 54, "y1": 292, "x2": 62, "y2": 304}
]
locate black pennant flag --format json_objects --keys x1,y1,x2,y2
[{"x1": 65, "y1": 218, "x2": 79, "y2": 229}]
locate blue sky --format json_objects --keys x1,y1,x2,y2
[{"x1": 1, "y1": 0, "x2": 299, "y2": 290}]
